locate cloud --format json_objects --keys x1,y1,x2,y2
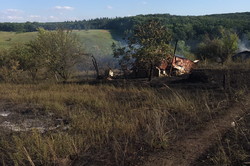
[
  {"x1": 0, "y1": 7, "x2": 76, "y2": 22},
  {"x1": 0, "y1": 9, "x2": 24, "y2": 22},
  {"x1": 3, "y1": 9, "x2": 24, "y2": 14},
  {"x1": 107, "y1": 5, "x2": 113, "y2": 9},
  {"x1": 6, "y1": 15, "x2": 23, "y2": 21},
  {"x1": 142, "y1": 1, "x2": 148, "y2": 5},
  {"x1": 49, "y1": 16, "x2": 58, "y2": 20},
  {"x1": 26, "y1": 15, "x2": 43, "y2": 22},
  {"x1": 54, "y1": 6, "x2": 74, "y2": 10},
  {"x1": 29, "y1": 15, "x2": 41, "y2": 18}
]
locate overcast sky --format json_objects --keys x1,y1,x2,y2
[{"x1": 0, "y1": 0, "x2": 250, "y2": 22}]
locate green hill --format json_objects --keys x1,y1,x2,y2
[
  {"x1": 0, "y1": 30, "x2": 119, "y2": 58},
  {"x1": 0, "y1": 31, "x2": 37, "y2": 49},
  {"x1": 73, "y1": 30, "x2": 119, "y2": 57}
]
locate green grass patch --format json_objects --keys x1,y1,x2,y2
[
  {"x1": 0, "y1": 30, "x2": 119, "y2": 57},
  {"x1": 0, "y1": 31, "x2": 37, "y2": 49}
]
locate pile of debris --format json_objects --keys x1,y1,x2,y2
[{"x1": 158, "y1": 54, "x2": 199, "y2": 76}]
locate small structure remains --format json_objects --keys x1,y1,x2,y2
[
  {"x1": 131, "y1": 54, "x2": 199, "y2": 78},
  {"x1": 107, "y1": 69, "x2": 114, "y2": 77},
  {"x1": 155, "y1": 54, "x2": 199, "y2": 76},
  {"x1": 171, "y1": 54, "x2": 199, "y2": 75},
  {"x1": 232, "y1": 51, "x2": 250, "y2": 62},
  {"x1": 155, "y1": 58, "x2": 169, "y2": 77},
  {"x1": 104, "y1": 68, "x2": 114, "y2": 80}
]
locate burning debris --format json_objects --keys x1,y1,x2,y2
[
  {"x1": 0, "y1": 112, "x2": 10, "y2": 117},
  {"x1": 104, "y1": 68, "x2": 114, "y2": 80}
]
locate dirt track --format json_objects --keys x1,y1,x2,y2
[{"x1": 142, "y1": 94, "x2": 250, "y2": 166}]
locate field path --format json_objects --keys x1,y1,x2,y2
[{"x1": 142, "y1": 94, "x2": 250, "y2": 166}]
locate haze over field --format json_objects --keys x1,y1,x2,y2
[{"x1": 0, "y1": 0, "x2": 250, "y2": 22}]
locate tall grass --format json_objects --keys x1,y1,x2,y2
[{"x1": 0, "y1": 83, "x2": 230, "y2": 165}]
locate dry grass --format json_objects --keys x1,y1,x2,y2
[
  {"x1": 195, "y1": 113, "x2": 250, "y2": 166},
  {"x1": 198, "y1": 57, "x2": 250, "y2": 70},
  {"x1": 0, "y1": 83, "x2": 233, "y2": 165}
]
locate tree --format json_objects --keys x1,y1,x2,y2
[
  {"x1": 197, "y1": 35, "x2": 223, "y2": 61},
  {"x1": 197, "y1": 29, "x2": 239, "y2": 63},
  {"x1": 113, "y1": 20, "x2": 172, "y2": 80},
  {"x1": 5, "y1": 44, "x2": 44, "y2": 81},
  {"x1": 0, "y1": 49, "x2": 23, "y2": 83},
  {"x1": 31, "y1": 28, "x2": 86, "y2": 81},
  {"x1": 175, "y1": 40, "x2": 195, "y2": 60},
  {"x1": 220, "y1": 29, "x2": 239, "y2": 61}
]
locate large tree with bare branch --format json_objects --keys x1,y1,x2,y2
[{"x1": 113, "y1": 20, "x2": 173, "y2": 80}]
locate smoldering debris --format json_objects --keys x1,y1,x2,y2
[{"x1": 0, "y1": 112, "x2": 10, "y2": 117}]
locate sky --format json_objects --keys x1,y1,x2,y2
[{"x1": 0, "y1": 0, "x2": 249, "y2": 22}]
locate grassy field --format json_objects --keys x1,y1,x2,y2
[
  {"x1": 0, "y1": 83, "x2": 220, "y2": 165},
  {"x1": 0, "y1": 31, "x2": 37, "y2": 49},
  {"x1": 0, "y1": 30, "x2": 249, "y2": 165},
  {"x1": 0, "y1": 69, "x2": 248, "y2": 166},
  {"x1": 73, "y1": 30, "x2": 120, "y2": 57},
  {"x1": 0, "y1": 30, "x2": 119, "y2": 57}
]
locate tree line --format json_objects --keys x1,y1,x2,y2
[{"x1": 1, "y1": 12, "x2": 250, "y2": 40}]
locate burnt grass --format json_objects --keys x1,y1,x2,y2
[
  {"x1": 193, "y1": 114, "x2": 250, "y2": 166},
  {"x1": 0, "y1": 68, "x2": 249, "y2": 166},
  {"x1": 83, "y1": 68, "x2": 250, "y2": 166}
]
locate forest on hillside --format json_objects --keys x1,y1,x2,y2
[{"x1": 1, "y1": 12, "x2": 250, "y2": 41}]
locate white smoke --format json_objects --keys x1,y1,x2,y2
[
  {"x1": 238, "y1": 42, "x2": 250, "y2": 52},
  {"x1": 238, "y1": 35, "x2": 250, "y2": 52}
]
